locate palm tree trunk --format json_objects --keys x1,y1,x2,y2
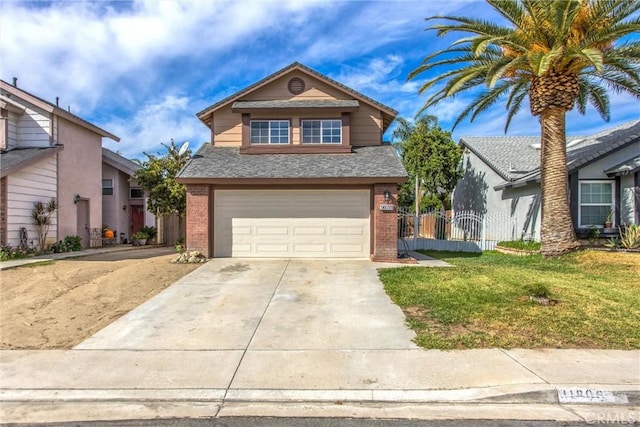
[{"x1": 539, "y1": 108, "x2": 581, "y2": 256}]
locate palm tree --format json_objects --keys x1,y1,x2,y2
[{"x1": 409, "y1": 0, "x2": 640, "y2": 256}]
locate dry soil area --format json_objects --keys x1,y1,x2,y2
[{"x1": 0, "y1": 248, "x2": 202, "y2": 349}]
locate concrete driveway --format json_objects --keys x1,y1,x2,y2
[{"x1": 76, "y1": 258, "x2": 418, "y2": 351}]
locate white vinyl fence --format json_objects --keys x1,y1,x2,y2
[{"x1": 398, "y1": 208, "x2": 526, "y2": 252}]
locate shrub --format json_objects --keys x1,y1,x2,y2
[
  {"x1": 496, "y1": 240, "x2": 541, "y2": 251},
  {"x1": 132, "y1": 231, "x2": 149, "y2": 240},
  {"x1": 49, "y1": 235, "x2": 83, "y2": 253},
  {"x1": 0, "y1": 245, "x2": 36, "y2": 261},
  {"x1": 525, "y1": 283, "x2": 551, "y2": 298}
]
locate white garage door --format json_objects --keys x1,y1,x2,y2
[{"x1": 214, "y1": 189, "x2": 370, "y2": 258}]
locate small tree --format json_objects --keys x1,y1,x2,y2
[
  {"x1": 133, "y1": 140, "x2": 191, "y2": 240},
  {"x1": 392, "y1": 115, "x2": 463, "y2": 211},
  {"x1": 31, "y1": 198, "x2": 57, "y2": 254}
]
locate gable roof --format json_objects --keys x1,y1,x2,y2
[
  {"x1": 177, "y1": 144, "x2": 407, "y2": 183},
  {"x1": 0, "y1": 80, "x2": 120, "y2": 142},
  {"x1": 461, "y1": 119, "x2": 640, "y2": 190},
  {"x1": 1, "y1": 146, "x2": 63, "y2": 178},
  {"x1": 196, "y1": 62, "x2": 398, "y2": 131},
  {"x1": 102, "y1": 148, "x2": 141, "y2": 176}
]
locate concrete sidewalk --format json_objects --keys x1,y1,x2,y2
[
  {"x1": 0, "y1": 258, "x2": 638, "y2": 424},
  {"x1": 1, "y1": 348, "x2": 637, "y2": 424},
  {"x1": 0, "y1": 244, "x2": 168, "y2": 270}
]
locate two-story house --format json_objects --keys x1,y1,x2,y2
[
  {"x1": 1, "y1": 79, "x2": 119, "y2": 248},
  {"x1": 177, "y1": 62, "x2": 407, "y2": 260}
]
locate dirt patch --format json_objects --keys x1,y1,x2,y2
[
  {"x1": 575, "y1": 250, "x2": 640, "y2": 276},
  {"x1": 0, "y1": 248, "x2": 202, "y2": 349}
]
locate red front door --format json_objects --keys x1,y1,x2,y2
[{"x1": 131, "y1": 205, "x2": 145, "y2": 235}]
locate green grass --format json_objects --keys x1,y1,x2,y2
[
  {"x1": 379, "y1": 250, "x2": 640, "y2": 350},
  {"x1": 496, "y1": 240, "x2": 541, "y2": 251}
]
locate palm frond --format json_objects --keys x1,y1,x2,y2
[{"x1": 504, "y1": 80, "x2": 530, "y2": 131}]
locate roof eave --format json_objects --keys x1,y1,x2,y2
[{"x1": 1, "y1": 146, "x2": 64, "y2": 178}]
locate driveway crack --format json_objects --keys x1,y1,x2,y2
[{"x1": 217, "y1": 258, "x2": 291, "y2": 413}]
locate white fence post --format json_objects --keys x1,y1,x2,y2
[
  {"x1": 481, "y1": 215, "x2": 487, "y2": 250},
  {"x1": 413, "y1": 214, "x2": 419, "y2": 250}
]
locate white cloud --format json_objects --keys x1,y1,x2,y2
[{"x1": 102, "y1": 94, "x2": 209, "y2": 160}]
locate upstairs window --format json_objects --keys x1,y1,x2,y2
[
  {"x1": 102, "y1": 179, "x2": 113, "y2": 196},
  {"x1": 302, "y1": 119, "x2": 342, "y2": 144},
  {"x1": 250, "y1": 120, "x2": 289, "y2": 144},
  {"x1": 579, "y1": 181, "x2": 614, "y2": 227}
]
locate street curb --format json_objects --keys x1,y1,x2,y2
[{"x1": 1, "y1": 387, "x2": 637, "y2": 406}]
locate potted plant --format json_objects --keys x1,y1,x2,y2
[
  {"x1": 604, "y1": 210, "x2": 613, "y2": 228},
  {"x1": 131, "y1": 231, "x2": 149, "y2": 246},
  {"x1": 139, "y1": 225, "x2": 157, "y2": 245}
]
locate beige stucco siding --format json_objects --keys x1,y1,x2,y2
[
  {"x1": 57, "y1": 117, "x2": 103, "y2": 239},
  {"x1": 350, "y1": 104, "x2": 382, "y2": 146},
  {"x1": 6, "y1": 156, "x2": 57, "y2": 247},
  {"x1": 212, "y1": 72, "x2": 384, "y2": 147},
  {"x1": 212, "y1": 107, "x2": 241, "y2": 146},
  {"x1": 248, "y1": 71, "x2": 349, "y2": 101}
]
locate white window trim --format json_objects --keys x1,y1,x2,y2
[
  {"x1": 250, "y1": 120, "x2": 290, "y2": 144},
  {"x1": 578, "y1": 179, "x2": 615, "y2": 227},
  {"x1": 301, "y1": 119, "x2": 342, "y2": 144}
]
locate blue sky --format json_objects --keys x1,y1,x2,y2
[{"x1": 2, "y1": 0, "x2": 638, "y2": 160}]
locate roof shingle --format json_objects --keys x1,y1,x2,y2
[{"x1": 178, "y1": 145, "x2": 407, "y2": 181}]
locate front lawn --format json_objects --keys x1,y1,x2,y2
[{"x1": 379, "y1": 250, "x2": 640, "y2": 349}]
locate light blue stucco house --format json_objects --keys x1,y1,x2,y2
[{"x1": 453, "y1": 120, "x2": 639, "y2": 241}]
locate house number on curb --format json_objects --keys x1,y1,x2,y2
[{"x1": 557, "y1": 388, "x2": 628, "y2": 404}]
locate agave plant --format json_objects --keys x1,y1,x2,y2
[{"x1": 619, "y1": 224, "x2": 640, "y2": 249}]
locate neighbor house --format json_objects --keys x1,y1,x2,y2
[
  {"x1": 1, "y1": 79, "x2": 119, "y2": 248},
  {"x1": 102, "y1": 148, "x2": 155, "y2": 243},
  {"x1": 453, "y1": 120, "x2": 640, "y2": 240},
  {"x1": 177, "y1": 62, "x2": 407, "y2": 260}
]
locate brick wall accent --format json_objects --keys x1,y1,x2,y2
[
  {"x1": 0, "y1": 177, "x2": 6, "y2": 245},
  {"x1": 372, "y1": 183, "x2": 398, "y2": 261},
  {"x1": 185, "y1": 184, "x2": 210, "y2": 257}
]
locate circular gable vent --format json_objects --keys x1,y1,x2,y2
[{"x1": 288, "y1": 77, "x2": 305, "y2": 95}]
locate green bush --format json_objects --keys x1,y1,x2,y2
[
  {"x1": 0, "y1": 245, "x2": 36, "y2": 261},
  {"x1": 496, "y1": 240, "x2": 541, "y2": 251},
  {"x1": 139, "y1": 225, "x2": 157, "y2": 240},
  {"x1": 50, "y1": 235, "x2": 82, "y2": 253},
  {"x1": 525, "y1": 283, "x2": 551, "y2": 298},
  {"x1": 131, "y1": 231, "x2": 149, "y2": 240}
]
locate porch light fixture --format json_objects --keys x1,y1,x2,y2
[
  {"x1": 123, "y1": 204, "x2": 127, "y2": 211},
  {"x1": 73, "y1": 194, "x2": 81, "y2": 204},
  {"x1": 383, "y1": 190, "x2": 391, "y2": 202}
]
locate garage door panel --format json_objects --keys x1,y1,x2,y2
[{"x1": 214, "y1": 190, "x2": 370, "y2": 258}]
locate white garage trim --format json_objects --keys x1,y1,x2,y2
[{"x1": 214, "y1": 189, "x2": 370, "y2": 258}]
